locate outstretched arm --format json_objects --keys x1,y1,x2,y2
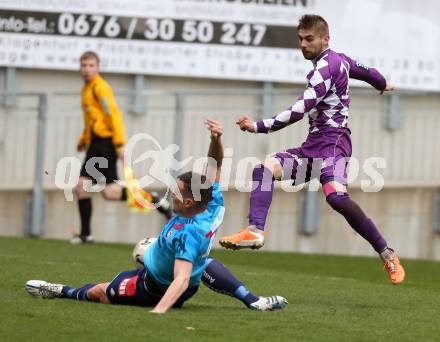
[
  {"x1": 343, "y1": 54, "x2": 394, "y2": 94},
  {"x1": 239, "y1": 68, "x2": 331, "y2": 134},
  {"x1": 380, "y1": 83, "x2": 395, "y2": 95},
  {"x1": 151, "y1": 259, "x2": 193, "y2": 314},
  {"x1": 205, "y1": 119, "x2": 224, "y2": 182}
]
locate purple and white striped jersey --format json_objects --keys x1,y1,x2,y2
[{"x1": 255, "y1": 48, "x2": 387, "y2": 134}]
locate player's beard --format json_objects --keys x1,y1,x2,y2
[
  {"x1": 302, "y1": 41, "x2": 324, "y2": 60},
  {"x1": 302, "y1": 50, "x2": 314, "y2": 60}
]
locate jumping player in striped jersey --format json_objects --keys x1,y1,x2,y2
[
  {"x1": 26, "y1": 119, "x2": 287, "y2": 313},
  {"x1": 219, "y1": 14, "x2": 405, "y2": 285}
]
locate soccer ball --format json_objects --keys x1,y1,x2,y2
[{"x1": 132, "y1": 237, "x2": 157, "y2": 269}]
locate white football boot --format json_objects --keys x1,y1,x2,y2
[
  {"x1": 249, "y1": 295, "x2": 288, "y2": 311},
  {"x1": 25, "y1": 280, "x2": 64, "y2": 299},
  {"x1": 70, "y1": 235, "x2": 94, "y2": 245}
]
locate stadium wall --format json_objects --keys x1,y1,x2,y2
[{"x1": 1, "y1": 68, "x2": 439, "y2": 260}]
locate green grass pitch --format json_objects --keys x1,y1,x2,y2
[{"x1": 1, "y1": 236, "x2": 439, "y2": 341}]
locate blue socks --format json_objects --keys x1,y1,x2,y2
[
  {"x1": 202, "y1": 259, "x2": 259, "y2": 307},
  {"x1": 234, "y1": 285, "x2": 260, "y2": 307},
  {"x1": 61, "y1": 284, "x2": 95, "y2": 301}
]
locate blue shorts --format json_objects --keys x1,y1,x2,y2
[{"x1": 106, "y1": 268, "x2": 199, "y2": 308}]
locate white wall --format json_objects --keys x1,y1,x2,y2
[
  {"x1": 1, "y1": 188, "x2": 440, "y2": 260},
  {"x1": 1, "y1": 68, "x2": 439, "y2": 260}
]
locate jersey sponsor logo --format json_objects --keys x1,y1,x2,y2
[
  {"x1": 173, "y1": 223, "x2": 185, "y2": 230},
  {"x1": 202, "y1": 270, "x2": 216, "y2": 284},
  {"x1": 172, "y1": 233, "x2": 187, "y2": 253},
  {"x1": 118, "y1": 278, "x2": 130, "y2": 295},
  {"x1": 356, "y1": 62, "x2": 369, "y2": 71},
  {"x1": 118, "y1": 276, "x2": 138, "y2": 297}
]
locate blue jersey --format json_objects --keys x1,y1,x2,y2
[{"x1": 144, "y1": 182, "x2": 224, "y2": 288}]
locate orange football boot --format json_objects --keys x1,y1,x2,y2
[
  {"x1": 219, "y1": 227, "x2": 265, "y2": 250},
  {"x1": 384, "y1": 254, "x2": 405, "y2": 285}
]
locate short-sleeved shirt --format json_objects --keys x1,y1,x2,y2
[{"x1": 144, "y1": 182, "x2": 224, "y2": 288}]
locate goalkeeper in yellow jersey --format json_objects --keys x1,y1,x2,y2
[{"x1": 72, "y1": 51, "x2": 171, "y2": 244}]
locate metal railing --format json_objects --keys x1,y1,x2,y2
[{"x1": 1, "y1": 88, "x2": 439, "y2": 237}]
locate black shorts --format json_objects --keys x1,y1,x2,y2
[
  {"x1": 80, "y1": 137, "x2": 118, "y2": 184},
  {"x1": 106, "y1": 268, "x2": 199, "y2": 308}
]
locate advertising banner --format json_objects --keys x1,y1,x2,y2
[{"x1": 0, "y1": 0, "x2": 438, "y2": 90}]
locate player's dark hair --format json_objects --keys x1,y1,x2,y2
[
  {"x1": 80, "y1": 51, "x2": 100, "y2": 65},
  {"x1": 298, "y1": 14, "x2": 329, "y2": 36},
  {"x1": 178, "y1": 171, "x2": 213, "y2": 210}
]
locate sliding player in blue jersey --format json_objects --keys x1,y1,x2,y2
[{"x1": 25, "y1": 119, "x2": 287, "y2": 313}]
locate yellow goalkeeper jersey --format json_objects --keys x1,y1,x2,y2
[{"x1": 78, "y1": 75, "x2": 126, "y2": 147}]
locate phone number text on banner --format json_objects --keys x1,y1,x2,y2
[{"x1": 0, "y1": 10, "x2": 298, "y2": 48}]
